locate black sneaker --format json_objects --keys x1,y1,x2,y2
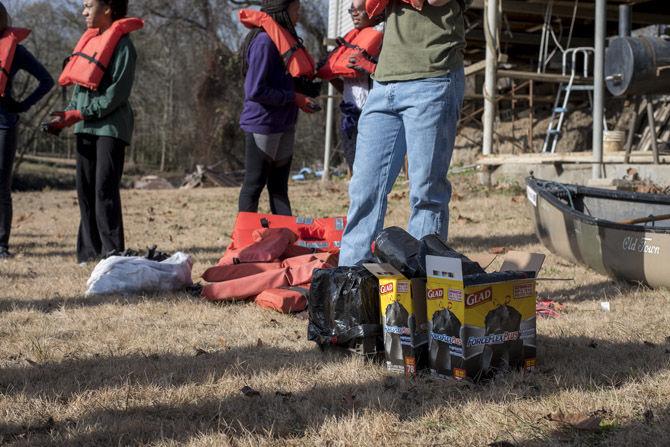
[{"x1": 0, "y1": 247, "x2": 13, "y2": 259}]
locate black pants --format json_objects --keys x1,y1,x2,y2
[
  {"x1": 238, "y1": 133, "x2": 292, "y2": 216},
  {"x1": 0, "y1": 127, "x2": 17, "y2": 250},
  {"x1": 76, "y1": 134, "x2": 126, "y2": 263},
  {"x1": 341, "y1": 126, "x2": 358, "y2": 173}
]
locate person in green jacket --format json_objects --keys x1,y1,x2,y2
[{"x1": 47, "y1": 0, "x2": 136, "y2": 263}]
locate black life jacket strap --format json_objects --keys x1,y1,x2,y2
[
  {"x1": 281, "y1": 44, "x2": 302, "y2": 66},
  {"x1": 341, "y1": 40, "x2": 378, "y2": 64},
  {"x1": 71, "y1": 51, "x2": 107, "y2": 72}
]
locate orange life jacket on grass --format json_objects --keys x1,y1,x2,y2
[
  {"x1": 239, "y1": 9, "x2": 316, "y2": 79},
  {"x1": 317, "y1": 28, "x2": 383, "y2": 80},
  {"x1": 256, "y1": 287, "x2": 309, "y2": 313},
  {"x1": 0, "y1": 27, "x2": 31, "y2": 96},
  {"x1": 366, "y1": 0, "x2": 424, "y2": 17},
  {"x1": 230, "y1": 212, "x2": 346, "y2": 254},
  {"x1": 59, "y1": 17, "x2": 144, "y2": 91}
]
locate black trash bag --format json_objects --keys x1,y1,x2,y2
[
  {"x1": 429, "y1": 307, "x2": 463, "y2": 375},
  {"x1": 373, "y1": 227, "x2": 423, "y2": 278},
  {"x1": 419, "y1": 234, "x2": 486, "y2": 276},
  {"x1": 308, "y1": 267, "x2": 381, "y2": 348},
  {"x1": 464, "y1": 270, "x2": 534, "y2": 287},
  {"x1": 104, "y1": 245, "x2": 172, "y2": 262}
]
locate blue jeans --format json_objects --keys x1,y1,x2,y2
[{"x1": 339, "y1": 68, "x2": 465, "y2": 266}]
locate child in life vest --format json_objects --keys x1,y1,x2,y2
[
  {"x1": 0, "y1": 2, "x2": 54, "y2": 259},
  {"x1": 238, "y1": 0, "x2": 320, "y2": 217},
  {"x1": 46, "y1": 0, "x2": 140, "y2": 263},
  {"x1": 331, "y1": 1, "x2": 383, "y2": 174}
]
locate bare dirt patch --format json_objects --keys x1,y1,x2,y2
[{"x1": 1, "y1": 177, "x2": 669, "y2": 446}]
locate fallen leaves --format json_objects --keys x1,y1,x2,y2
[
  {"x1": 545, "y1": 409, "x2": 615, "y2": 433},
  {"x1": 194, "y1": 347, "x2": 214, "y2": 357},
  {"x1": 456, "y1": 214, "x2": 478, "y2": 225},
  {"x1": 240, "y1": 386, "x2": 260, "y2": 397},
  {"x1": 546, "y1": 411, "x2": 601, "y2": 431}
]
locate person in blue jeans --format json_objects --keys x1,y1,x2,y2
[
  {"x1": 0, "y1": 3, "x2": 54, "y2": 259},
  {"x1": 339, "y1": 0, "x2": 467, "y2": 266}
]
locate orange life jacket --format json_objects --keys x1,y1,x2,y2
[
  {"x1": 59, "y1": 18, "x2": 144, "y2": 91},
  {"x1": 202, "y1": 258, "x2": 333, "y2": 302},
  {"x1": 239, "y1": 9, "x2": 316, "y2": 79},
  {"x1": 366, "y1": 0, "x2": 424, "y2": 17},
  {"x1": 256, "y1": 287, "x2": 309, "y2": 313},
  {"x1": 317, "y1": 28, "x2": 383, "y2": 80},
  {"x1": 0, "y1": 27, "x2": 31, "y2": 97},
  {"x1": 230, "y1": 212, "x2": 346, "y2": 253}
]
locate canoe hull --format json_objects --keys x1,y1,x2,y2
[{"x1": 527, "y1": 178, "x2": 670, "y2": 288}]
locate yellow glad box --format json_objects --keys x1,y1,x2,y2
[
  {"x1": 364, "y1": 263, "x2": 428, "y2": 376},
  {"x1": 425, "y1": 252, "x2": 544, "y2": 381}
]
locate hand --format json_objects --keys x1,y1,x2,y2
[
  {"x1": 347, "y1": 51, "x2": 377, "y2": 75},
  {"x1": 41, "y1": 120, "x2": 62, "y2": 136},
  {"x1": 46, "y1": 110, "x2": 84, "y2": 133},
  {"x1": 0, "y1": 97, "x2": 28, "y2": 114},
  {"x1": 294, "y1": 93, "x2": 321, "y2": 113}
]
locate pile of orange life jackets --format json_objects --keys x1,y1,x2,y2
[{"x1": 201, "y1": 212, "x2": 346, "y2": 313}]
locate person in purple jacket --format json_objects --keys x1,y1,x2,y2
[
  {"x1": 0, "y1": 3, "x2": 54, "y2": 259},
  {"x1": 238, "y1": 0, "x2": 320, "y2": 216}
]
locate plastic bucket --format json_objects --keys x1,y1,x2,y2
[{"x1": 604, "y1": 130, "x2": 625, "y2": 153}]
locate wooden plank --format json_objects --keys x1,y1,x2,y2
[
  {"x1": 469, "y1": 0, "x2": 670, "y2": 26},
  {"x1": 465, "y1": 60, "x2": 487, "y2": 77},
  {"x1": 477, "y1": 151, "x2": 670, "y2": 166},
  {"x1": 498, "y1": 69, "x2": 591, "y2": 84}
]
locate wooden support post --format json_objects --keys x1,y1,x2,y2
[
  {"x1": 624, "y1": 96, "x2": 641, "y2": 164},
  {"x1": 528, "y1": 80, "x2": 535, "y2": 152},
  {"x1": 482, "y1": 0, "x2": 499, "y2": 156},
  {"x1": 645, "y1": 96, "x2": 661, "y2": 165}
]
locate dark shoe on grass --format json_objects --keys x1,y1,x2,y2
[{"x1": 0, "y1": 247, "x2": 13, "y2": 259}]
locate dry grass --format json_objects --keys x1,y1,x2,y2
[{"x1": 1, "y1": 175, "x2": 670, "y2": 446}]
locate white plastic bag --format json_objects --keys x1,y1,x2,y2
[{"x1": 86, "y1": 252, "x2": 193, "y2": 296}]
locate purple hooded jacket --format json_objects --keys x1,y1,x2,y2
[{"x1": 239, "y1": 32, "x2": 298, "y2": 134}]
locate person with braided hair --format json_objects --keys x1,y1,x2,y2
[{"x1": 238, "y1": 0, "x2": 320, "y2": 216}]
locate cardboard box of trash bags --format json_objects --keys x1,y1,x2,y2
[
  {"x1": 365, "y1": 264, "x2": 429, "y2": 377},
  {"x1": 366, "y1": 247, "x2": 545, "y2": 381},
  {"x1": 425, "y1": 251, "x2": 545, "y2": 381}
]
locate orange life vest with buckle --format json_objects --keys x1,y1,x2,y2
[
  {"x1": 239, "y1": 9, "x2": 316, "y2": 79},
  {"x1": 0, "y1": 27, "x2": 31, "y2": 96},
  {"x1": 59, "y1": 17, "x2": 144, "y2": 91},
  {"x1": 366, "y1": 0, "x2": 424, "y2": 17},
  {"x1": 230, "y1": 212, "x2": 346, "y2": 253},
  {"x1": 317, "y1": 28, "x2": 383, "y2": 80}
]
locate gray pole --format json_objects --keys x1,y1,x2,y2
[
  {"x1": 322, "y1": 0, "x2": 341, "y2": 183},
  {"x1": 619, "y1": 5, "x2": 631, "y2": 38},
  {"x1": 322, "y1": 83, "x2": 335, "y2": 183},
  {"x1": 482, "y1": 0, "x2": 498, "y2": 156},
  {"x1": 592, "y1": 0, "x2": 606, "y2": 179}
]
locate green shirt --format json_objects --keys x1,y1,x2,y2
[
  {"x1": 66, "y1": 36, "x2": 137, "y2": 145},
  {"x1": 374, "y1": 0, "x2": 466, "y2": 82}
]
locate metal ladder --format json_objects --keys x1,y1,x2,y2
[{"x1": 542, "y1": 47, "x2": 595, "y2": 153}]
